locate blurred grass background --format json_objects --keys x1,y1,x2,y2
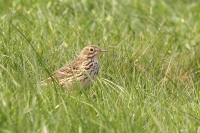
[{"x1": 0, "y1": 0, "x2": 200, "y2": 132}]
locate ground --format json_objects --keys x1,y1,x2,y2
[{"x1": 0, "y1": 0, "x2": 200, "y2": 132}]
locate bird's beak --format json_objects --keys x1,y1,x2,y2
[{"x1": 100, "y1": 49, "x2": 107, "y2": 52}]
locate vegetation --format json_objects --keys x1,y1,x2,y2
[{"x1": 0, "y1": 0, "x2": 199, "y2": 132}]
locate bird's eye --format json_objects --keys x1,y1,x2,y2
[{"x1": 89, "y1": 48, "x2": 94, "y2": 52}]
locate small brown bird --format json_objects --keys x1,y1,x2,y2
[{"x1": 41, "y1": 45, "x2": 106, "y2": 89}]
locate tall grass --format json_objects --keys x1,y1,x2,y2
[{"x1": 0, "y1": 0, "x2": 200, "y2": 132}]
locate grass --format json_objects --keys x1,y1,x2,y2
[{"x1": 0, "y1": 0, "x2": 200, "y2": 132}]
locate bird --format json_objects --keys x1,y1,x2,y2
[{"x1": 41, "y1": 45, "x2": 106, "y2": 90}]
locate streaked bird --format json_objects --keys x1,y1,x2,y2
[{"x1": 41, "y1": 45, "x2": 106, "y2": 90}]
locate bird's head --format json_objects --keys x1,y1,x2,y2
[{"x1": 79, "y1": 45, "x2": 106, "y2": 59}]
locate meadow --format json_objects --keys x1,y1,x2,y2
[{"x1": 0, "y1": 0, "x2": 200, "y2": 132}]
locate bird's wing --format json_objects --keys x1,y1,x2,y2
[{"x1": 50, "y1": 57, "x2": 86, "y2": 79}]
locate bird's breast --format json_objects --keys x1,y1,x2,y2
[{"x1": 83, "y1": 59, "x2": 99, "y2": 79}]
